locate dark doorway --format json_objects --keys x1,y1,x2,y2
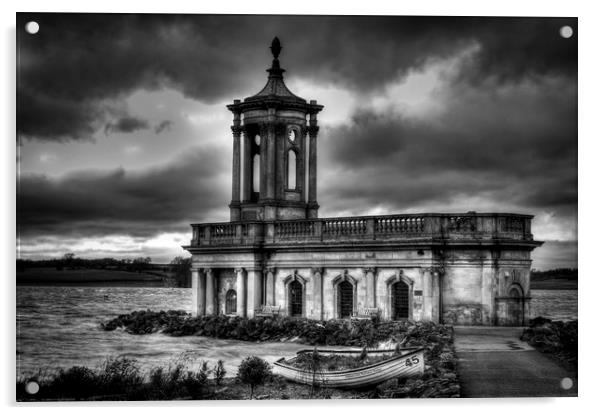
[
  {"x1": 507, "y1": 286, "x2": 524, "y2": 326},
  {"x1": 337, "y1": 281, "x2": 354, "y2": 318},
  {"x1": 392, "y1": 281, "x2": 409, "y2": 320},
  {"x1": 225, "y1": 289, "x2": 237, "y2": 314},
  {"x1": 289, "y1": 280, "x2": 303, "y2": 317}
]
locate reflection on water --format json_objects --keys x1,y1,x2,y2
[{"x1": 16, "y1": 286, "x2": 577, "y2": 378}]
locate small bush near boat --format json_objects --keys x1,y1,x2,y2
[{"x1": 236, "y1": 356, "x2": 272, "y2": 399}]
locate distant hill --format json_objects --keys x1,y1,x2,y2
[{"x1": 531, "y1": 268, "x2": 577, "y2": 290}]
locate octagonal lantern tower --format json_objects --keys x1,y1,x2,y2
[{"x1": 227, "y1": 37, "x2": 323, "y2": 222}]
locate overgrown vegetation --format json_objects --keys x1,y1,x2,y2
[
  {"x1": 17, "y1": 355, "x2": 226, "y2": 401},
  {"x1": 520, "y1": 317, "x2": 578, "y2": 372}
]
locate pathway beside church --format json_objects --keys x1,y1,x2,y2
[{"x1": 454, "y1": 326, "x2": 577, "y2": 397}]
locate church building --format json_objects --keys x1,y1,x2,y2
[{"x1": 184, "y1": 38, "x2": 542, "y2": 326}]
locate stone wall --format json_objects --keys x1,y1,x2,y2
[{"x1": 189, "y1": 245, "x2": 535, "y2": 326}]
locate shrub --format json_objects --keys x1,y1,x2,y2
[
  {"x1": 98, "y1": 357, "x2": 143, "y2": 395},
  {"x1": 237, "y1": 356, "x2": 271, "y2": 399},
  {"x1": 182, "y1": 361, "x2": 211, "y2": 399},
  {"x1": 214, "y1": 360, "x2": 226, "y2": 386},
  {"x1": 51, "y1": 366, "x2": 98, "y2": 399}
]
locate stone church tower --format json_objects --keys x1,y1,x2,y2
[
  {"x1": 227, "y1": 37, "x2": 322, "y2": 222},
  {"x1": 185, "y1": 38, "x2": 542, "y2": 326}
]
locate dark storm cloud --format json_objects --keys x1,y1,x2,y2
[
  {"x1": 17, "y1": 146, "x2": 230, "y2": 238},
  {"x1": 17, "y1": 14, "x2": 576, "y2": 141},
  {"x1": 104, "y1": 116, "x2": 150, "y2": 135},
  {"x1": 319, "y1": 72, "x2": 577, "y2": 218}
]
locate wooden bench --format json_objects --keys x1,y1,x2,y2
[
  {"x1": 352, "y1": 307, "x2": 380, "y2": 320},
  {"x1": 254, "y1": 305, "x2": 281, "y2": 317}
]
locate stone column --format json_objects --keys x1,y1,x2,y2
[
  {"x1": 307, "y1": 112, "x2": 319, "y2": 217},
  {"x1": 242, "y1": 128, "x2": 252, "y2": 202},
  {"x1": 259, "y1": 124, "x2": 268, "y2": 200},
  {"x1": 275, "y1": 124, "x2": 286, "y2": 199},
  {"x1": 298, "y1": 126, "x2": 306, "y2": 201},
  {"x1": 431, "y1": 269, "x2": 442, "y2": 323},
  {"x1": 235, "y1": 268, "x2": 247, "y2": 317},
  {"x1": 265, "y1": 268, "x2": 276, "y2": 305},
  {"x1": 312, "y1": 268, "x2": 324, "y2": 320},
  {"x1": 266, "y1": 124, "x2": 276, "y2": 200},
  {"x1": 204, "y1": 268, "x2": 216, "y2": 315},
  {"x1": 191, "y1": 267, "x2": 206, "y2": 317},
  {"x1": 422, "y1": 268, "x2": 433, "y2": 321},
  {"x1": 364, "y1": 267, "x2": 376, "y2": 308},
  {"x1": 230, "y1": 117, "x2": 242, "y2": 220},
  {"x1": 246, "y1": 269, "x2": 263, "y2": 317}
]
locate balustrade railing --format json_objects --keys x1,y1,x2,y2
[
  {"x1": 323, "y1": 218, "x2": 367, "y2": 237},
  {"x1": 189, "y1": 213, "x2": 533, "y2": 247}
]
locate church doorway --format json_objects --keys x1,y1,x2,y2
[
  {"x1": 392, "y1": 281, "x2": 410, "y2": 320},
  {"x1": 337, "y1": 280, "x2": 354, "y2": 318},
  {"x1": 288, "y1": 280, "x2": 303, "y2": 317},
  {"x1": 507, "y1": 285, "x2": 525, "y2": 326}
]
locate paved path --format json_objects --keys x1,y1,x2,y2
[{"x1": 454, "y1": 327, "x2": 577, "y2": 398}]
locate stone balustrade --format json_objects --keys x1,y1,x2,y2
[{"x1": 189, "y1": 213, "x2": 533, "y2": 247}]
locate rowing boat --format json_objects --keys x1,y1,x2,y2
[{"x1": 273, "y1": 347, "x2": 425, "y2": 389}]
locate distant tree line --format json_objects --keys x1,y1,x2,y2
[
  {"x1": 531, "y1": 268, "x2": 577, "y2": 281},
  {"x1": 16, "y1": 254, "x2": 192, "y2": 287}
]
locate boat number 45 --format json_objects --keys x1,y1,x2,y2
[{"x1": 405, "y1": 356, "x2": 420, "y2": 367}]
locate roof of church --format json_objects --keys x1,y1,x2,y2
[{"x1": 243, "y1": 37, "x2": 307, "y2": 105}]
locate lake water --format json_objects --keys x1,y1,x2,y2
[{"x1": 16, "y1": 286, "x2": 577, "y2": 379}]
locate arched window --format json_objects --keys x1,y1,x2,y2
[
  {"x1": 253, "y1": 153, "x2": 260, "y2": 193},
  {"x1": 391, "y1": 281, "x2": 410, "y2": 320},
  {"x1": 287, "y1": 149, "x2": 296, "y2": 190},
  {"x1": 226, "y1": 289, "x2": 237, "y2": 314},
  {"x1": 337, "y1": 280, "x2": 354, "y2": 318},
  {"x1": 288, "y1": 280, "x2": 303, "y2": 317}
]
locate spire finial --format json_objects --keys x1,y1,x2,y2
[{"x1": 270, "y1": 37, "x2": 282, "y2": 59}]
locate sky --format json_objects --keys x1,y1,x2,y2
[{"x1": 16, "y1": 14, "x2": 577, "y2": 269}]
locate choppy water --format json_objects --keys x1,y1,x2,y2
[
  {"x1": 16, "y1": 286, "x2": 577, "y2": 379},
  {"x1": 529, "y1": 289, "x2": 578, "y2": 322}
]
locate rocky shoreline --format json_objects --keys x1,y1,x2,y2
[{"x1": 520, "y1": 317, "x2": 578, "y2": 372}]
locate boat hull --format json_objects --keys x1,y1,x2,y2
[{"x1": 273, "y1": 348, "x2": 425, "y2": 389}]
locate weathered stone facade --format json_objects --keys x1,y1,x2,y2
[{"x1": 184, "y1": 38, "x2": 542, "y2": 326}]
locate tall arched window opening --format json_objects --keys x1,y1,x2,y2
[
  {"x1": 337, "y1": 281, "x2": 354, "y2": 318},
  {"x1": 226, "y1": 289, "x2": 237, "y2": 314},
  {"x1": 391, "y1": 281, "x2": 409, "y2": 320},
  {"x1": 287, "y1": 149, "x2": 296, "y2": 190},
  {"x1": 288, "y1": 280, "x2": 303, "y2": 317}
]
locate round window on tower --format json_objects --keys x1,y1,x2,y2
[
  {"x1": 288, "y1": 129, "x2": 296, "y2": 143},
  {"x1": 254, "y1": 134, "x2": 261, "y2": 146}
]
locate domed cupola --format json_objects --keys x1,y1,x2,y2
[{"x1": 227, "y1": 37, "x2": 323, "y2": 222}]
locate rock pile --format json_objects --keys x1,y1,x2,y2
[{"x1": 520, "y1": 317, "x2": 577, "y2": 370}]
